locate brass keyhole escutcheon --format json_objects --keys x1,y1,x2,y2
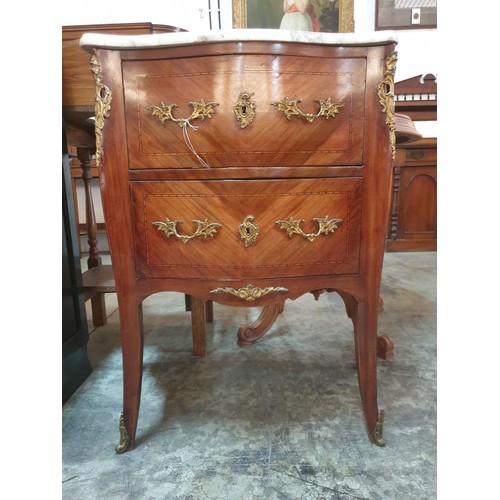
[
  {"x1": 238, "y1": 215, "x2": 259, "y2": 247},
  {"x1": 233, "y1": 92, "x2": 256, "y2": 128}
]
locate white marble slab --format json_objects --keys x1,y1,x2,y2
[{"x1": 80, "y1": 28, "x2": 397, "y2": 53}]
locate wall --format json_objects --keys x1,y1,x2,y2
[
  {"x1": 62, "y1": 0, "x2": 437, "y2": 83},
  {"x1": 61, "y1": 0, "x2": 233, "y2": 32},
  {"x1": 354, "y1": 2, "x2": 437, "y2": 139},
  {"x1": 355, "y1": 1, "x2": 437, "y2": 82}
]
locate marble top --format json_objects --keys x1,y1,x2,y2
[{"x1": 80, "y1": 29, "x2": 397, "y2": 53}]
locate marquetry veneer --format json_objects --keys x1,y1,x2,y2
[{"x1": 81, "y1": 29, "x2": 398, "y2": 453}]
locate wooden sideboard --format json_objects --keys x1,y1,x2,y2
[
  {"x1": 387, "y1": 137, "x2": 437, "y2": 251},
  {"x1": 63, "y1": 22, "x2": 186, "y2": 111},
  {"x1": 81, "y1": 30, "x2": 398, "y2": 453},
  {"x1": 387, "y1": 74, "x2": 437, "y2": 251}
]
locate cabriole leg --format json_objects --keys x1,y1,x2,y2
[
  {"x1": 237, "y1": 303, "x2": 284, "y2": 347},
  {"x1": 115, "y1": 296, "x2": 144, "y2": 453},
  {"x1": 354, "y1": 297, "x2": 385, "y2": 447}
]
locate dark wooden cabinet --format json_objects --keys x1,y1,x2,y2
[
  {"x1": 62, "y1": 123, "x2": 92, "y2": 403},
  {"x1": 387, "y1": 74, "x2": 437, "y2": 252},
  {"x1": 81, "y1": 30, "x2": 398, "y2": 452}
]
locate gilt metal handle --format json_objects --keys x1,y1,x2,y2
[
  {"x1": 210, "y1": 284, "x2": 288, "y2": 302},
  {"x1": 146, "y1": 99, "x2": 219, "y2": 128},
  {"x1": 275, "y1": 216, "x2": 342, "y2": 242},
  {"x1": 271, "y1": 97, "x2": 344, "y2": 123},
  {"x1": 153, "y1": 218, "x2": 222, "y2": 243}
]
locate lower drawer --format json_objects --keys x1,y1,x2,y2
[{"x1": 131, "y1": 178, "x2": 361, "y2": 279}]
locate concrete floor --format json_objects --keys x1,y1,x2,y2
[{"x1": 62, "y1": 252, "x2": 436, "y2": 499}]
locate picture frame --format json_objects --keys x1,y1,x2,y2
[
  {"x1": 232, "y1": 0, "x2": 354, "y2": 33},
  {"x1": 375, "y1": 0, "x2": 437, "y2": 31}
]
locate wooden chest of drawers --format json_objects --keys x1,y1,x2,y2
[{"x1": 81, "y1": 30, "x2": 398, "y2": 453}]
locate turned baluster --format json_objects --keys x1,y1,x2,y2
[
  {"x1": 78, "y1": 147, "x2": 101, "y2": 268},
  {"x1": 77, "y1": 146, "x2": 107, "y2": 326}
]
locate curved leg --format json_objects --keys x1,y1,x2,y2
[
  {"x1": 378, "y1": 297, "x2": 384, "y2": 312},
  {"x1": 335, "y1": 289, "x2": 385, "y2": 446},
  {"x1": 115, "y1": 293, "x2": 144, "y2": 454},
  {"x1": 238, "y1": 291, "x2": 324, "y2": 347},
  {"x1": 354, "y1": 295, "x2": 385, "y2": 446},
  {"x1": 377, "y1": 335, "x2": 394, "y2": 360},
  {"x1": 376, "y1": 297, "x2": 394, "y2": 359},
  {"x1": 237, "y1": 303, "x2": 285, "y2": 347},
  {"x1": 334, "y1": 289, "x2": 393, "y2": 361}
]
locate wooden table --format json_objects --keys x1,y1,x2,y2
[{"x1": 81, "y1": 29, "x2": 398, "y2": 453}]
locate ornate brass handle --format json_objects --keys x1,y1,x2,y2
[
  {"x1": 210, "y1": 284, "x2": 288, "y2": 302},
  {"x1": 146, "y1": 98, "x2": 219, "y2": 128},
  {"x1": 153, "y1": 218, "x2": 222, "y2": 243},
  {"x1": 275, "y1": 216, "x2": 342, "y2": 242},
  {"x1": 271, "y1": 97, "x2": 344, "y2": 123}
]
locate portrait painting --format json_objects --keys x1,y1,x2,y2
[{"x1": 232, "y1": 0, "x2": 354, "y2": 33}]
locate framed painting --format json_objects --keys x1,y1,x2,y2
[
  {"x1": 232, "y1": 0, "x2": 354, "y2": 33},
  {"x1": 375, "y1": 0, "x2": 437, "y2": 30}
]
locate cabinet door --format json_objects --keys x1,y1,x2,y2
[
  {"x1": 131, "y1": 178, "x2": 362, "y2": 280},
  {"x1": 398, "y1": 165, "x2": 437, "y2": 240}
]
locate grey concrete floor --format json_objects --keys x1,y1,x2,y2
[{"x1": 62, "y1": 252, "x2": 436, "y2": 499}]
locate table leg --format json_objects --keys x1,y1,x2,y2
[
  {"x1": 237, "y1": 303, "x2": 285, "y2": 347},
  {"x1": 190, "y1": 297, "x2": 207, "y2": 357}
]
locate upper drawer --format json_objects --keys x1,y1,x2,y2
[{"x1": 122, "y1": 54, "x2": 367, "y2": 168}]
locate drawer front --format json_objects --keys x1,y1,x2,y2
[
  {"x1": 123, "y1": 55, "x2": 366, "y2": 168},
  {"x1": 404, "y1": 147, "x2": 437, "y2": 165},
  {"x1": 131, "y1": 178, "x2": 361, "y2": 279}
]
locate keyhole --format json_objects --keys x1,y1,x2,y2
[{"x1": 241, "y1": 105, "x2": 247, "y2": 115}]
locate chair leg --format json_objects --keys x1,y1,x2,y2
[{"x1": 90, "y1": 293, "x2": 107, "y2": 327}]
